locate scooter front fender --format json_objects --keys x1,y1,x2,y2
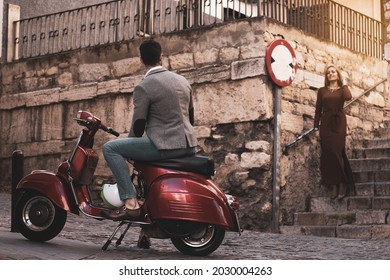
[
  {"x1": 147, "y1": 174, "x2": 238, "y2": 231},
  {"x1": 16, "y1": 170, "x2": 77, "y2": 213}
]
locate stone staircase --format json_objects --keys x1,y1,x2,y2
[{"x1": 281, "y1": 136, "x2": 390, "y2": 239}]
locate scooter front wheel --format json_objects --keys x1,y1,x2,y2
[
  {"x1": 15, "y1": 190, "x2": 67, "y2": 242},
  {"x1": 171, "y1": 224, "x2": 225, "y2": 256}
]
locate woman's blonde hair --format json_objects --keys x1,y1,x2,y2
[{"x1": 324, "y1": 65, "x2": 343, "y2": 87}]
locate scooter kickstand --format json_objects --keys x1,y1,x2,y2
[
  {"x1": 102, "y1": 221, "x2": 131, "y2": 251},
  {"x1": 115, "y1": 222, "x2": 132, "y2": 247}
]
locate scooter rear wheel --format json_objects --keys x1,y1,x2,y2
[
  {"x1": 171, "y1": 224, "x2": 225, "y2": 256},
  {"x1": 15, "y1": 190, "x2": 67, "y2": 242}
]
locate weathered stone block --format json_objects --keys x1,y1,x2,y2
[
  {"x1": 295, "y1": 103, "x2": 315, "y2": 117},
  {"x1": 281, "y1": 112, "x2": 303, "y2": 134},
  {"x1": 372, "y1": 197, "x2": 390, "y2": 209},
  {"x1": 193, "y1": 78, "x2": 273, "y2": 126},
  {"x1": 337, "y1": 225, "x2": 372, "y2": 239},
  {"x1": 295, "y1": 212, "x2": 327, "y2": 226},
  {"x1": 8, "y1": 109, "x2": 32, "y2": 143},
  {"x1": 17, "y1": 140, "x2": 69, "y2": 157},
  {"x1": 1, "y1": 106, "x2": 60, "y2": 146},
  {"x1": 219, "y1": 47, "x2": 240, "y2": 63},
  {"x1": 0, "y1": 143, "x2": 15, "y2": 158},
  {"x1": 365, "y1": 91, "x2": 385, "y2": 107},
  {"x1": 224, "y1": 153, "x2": 240, "y2": 165},
  {"x1": 57, "y1": 72, "x2": 73, "y2": 87},
  {"x1": 169, "y1": 53, "x2": 194, "y2": 69},
  {"x1": 245, "y1": 141, "x2": 271, "y2": 153},
  {"x1": 25, "y1": 88, "x2": 61, "y2": 107},
  {"x1": 371, "y1": 225, "x2": 390, "y2": 238},
  {"x1": 231, "y1": 58, "x2": 266, "y2": 80},
  {"x1": 302, "y1": 226, "x2": 336, "y2": 237},
  {"x1": 354, "y1": 183, "x2": 375, "y2": 196},
  {"x1": 46, "y1": 66, "x2": 58, "y2": 76},
  {"x1": 182, "y1": 65, "x2": 230, "y2": 84},
  {"x1": 112, "y1": 57, "x2": 142, "y2": 77},
  {"x1": 194, "y1": 48, "x2": 219, "y2": 65},
  {"x1": 327, "y1": 212, "x2": 356, "y2": 225},
  {"x1": 119, "y1": 75, "x2": 143, "y2": 93},
  {"x1": 79, "y1": 63, "x2": 110, "y2": 82},
  {"x1": 375, "y1": 183, "x2": 390, "y2": 196},
  {"x1": 59, "y1": 83, "x2": 97, "y2": 102},
  {"x1": 302, "y1": 70, "x2": 323, "y2": 89},
  {"x1": 355, "y1": 210, "x2": 387, "y2": 225},
  {"x1": 240, "y1": 152, "x2": 271, "y2": 169},
  {"x1": 0, "y1": 93, "x2": 26, "y2": 109},
  {"x1": 97, "y1": 80, "x2": 120, "y2": 96},
  {"x1": 240, "y1": 42, "x2": 266, "y2": 60},
  {"x1": 348, "y1": 197, "x2": 372, "y2": 210},
  {"x1": 110, "y1": 95, "x2": 133, "y2": 133},
  {"x1": 310, "y1": 197, "x2": 348, "y2": 212}
]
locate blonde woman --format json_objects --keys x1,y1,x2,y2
[{"x1": 314, "y1": 65, "x2": 355, "y2": 200}]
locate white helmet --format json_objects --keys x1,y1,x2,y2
[{"x1": 101, "y1": 183, "x2": 124, "y2": 209}]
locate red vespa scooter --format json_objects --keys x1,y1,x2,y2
[{"x1": 14, "y1": 110, "x2": 241, "y2": 256}]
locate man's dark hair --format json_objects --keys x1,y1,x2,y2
[{"x1": 139, "y1": 39, "x2": 162, "y2": 66}]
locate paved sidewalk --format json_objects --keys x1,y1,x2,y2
[{"x1": 1, "y1": 192, "x2": 390, "y2": 260}]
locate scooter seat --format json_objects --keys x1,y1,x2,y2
[{"x1": 144, "y1": 156, "x2": 215, "y2": 177}]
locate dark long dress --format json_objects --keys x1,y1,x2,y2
[{"x1": 314, "y1": 85, "x2": 355, "y2": 192}]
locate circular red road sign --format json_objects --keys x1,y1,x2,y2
[{"x1": 265, "y1": 39, "x2": 297, "y2": 87}]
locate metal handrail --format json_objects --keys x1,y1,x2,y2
[
  {"x1": 11, "y1": 0, "x2": 384, "y2": 61},
  {"x1": 282, "y1": 78, "x2": 387, "y2": 154}
]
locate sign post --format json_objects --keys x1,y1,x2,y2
[{"x1": 265, "y1": 39, "x2": 297, "y2": 233}]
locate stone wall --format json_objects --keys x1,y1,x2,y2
[
  {"x1": 384, "y1": 0, "x2": 390, "y2": 102},
  {"x1": 0, "y1": 17, "x2": 387, "y2": 232}
]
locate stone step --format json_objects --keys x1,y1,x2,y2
[
  {"x1": 280, "y1": 225, "x2": 336, "y2": 238},
  {"x1": 353, "y1": 147, "x2": 390, "y2": 159},
  {"x1": 310, "y1": 197, "x2": 348, "y2": 212},
  {"x1": 347, "y1": 196, "x2": 390, "y2": 210},
  {"x1": 286, "y1": 135, "x2": 390, "y2": 240},
  {"x1": 362, "y1": 138, "x2": 390, "y2": 149},
  {"x1": 310, "y1": 196, "x2": 390, "y2": 211},
  {"x1": 354, "y1": 210, "x2": 388, "y2": 225},
  {"x1": 295, "y1": 210, "x2": 388, "y2": 226},
  {"x1": 349, "y1": 158, "x2": 390, "y2": 172},
  {"x1": 280, "y1": 224, "x2": 390, "y2": 239},
  {"x1": 294, "y1": 212, "x2": 355, "y2": 226},
  {"x1": 337, "y1": 224, "x2": 390, "y2": 239},
  {"x1": 352, "y1": 170, "x2": 390, "y2": 183},
  {"x1": 355, "y1": 182, "x2": 390, "y2": 196}
]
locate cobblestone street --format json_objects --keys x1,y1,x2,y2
[{"x1": 1, "y1": 192, "x2": 390, "y2": 260}]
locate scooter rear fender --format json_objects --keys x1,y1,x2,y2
[
  {"x1": 147, "y1": 173, "x2": 239, "y2": 231},
  {"x1": 16, "y1": 170, "x2": 78, "y2": 214}
]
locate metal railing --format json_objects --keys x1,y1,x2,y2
[
  {"x1": 283, "y1": 78, "x2": 388, "y2": 154},
  {"x1": 11, "y1": 0, "x2": 384, "y2": 61}
]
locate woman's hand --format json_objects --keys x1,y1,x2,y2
[{"x1": 315, "y1": 129, "x2": 320, "y2": 140}]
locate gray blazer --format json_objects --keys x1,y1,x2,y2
[{"x1": 129, "y1": 67, "x2": 198, "y2": 150}]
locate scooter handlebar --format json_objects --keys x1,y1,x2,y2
[
  {"x1": 106, "y1": 127, "x2": 120, "y2": 137},
  {"x1": 100, "y1": 123, "x2": 120, "y2": 137},
  {"x1": 74, "y1": 111, "x2": 120, "y2": 137}
]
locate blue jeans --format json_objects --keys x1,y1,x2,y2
[{"x1": 103, "y1": 136, "x2": 195, "y2": 200}]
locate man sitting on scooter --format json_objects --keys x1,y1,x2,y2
[{"x1": 101, "y1": 39, "x2": 197, "y2": 221}]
